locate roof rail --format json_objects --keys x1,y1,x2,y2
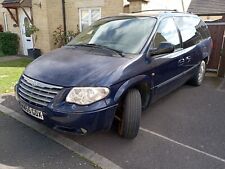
[{"x1": 132, "y1": 9, "x2": 178, "y2": 13}]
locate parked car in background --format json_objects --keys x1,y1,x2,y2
[{"x1": 15, "y1": 10, "x2": 212, "y2": 139}]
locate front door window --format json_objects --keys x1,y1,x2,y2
[
  {"x1": 24, "y1": 17, "x2": 31, "y2": 37},
  {"x1": 152, "y1": 17, "x2": 181, "y2": 50}
]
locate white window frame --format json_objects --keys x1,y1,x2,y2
[
  {"x1": 3, "y1": 12, "x2": 8, "y2": 31},
  {"x1": 79, "y1": 8, "x2": 101, "y2": 32}
]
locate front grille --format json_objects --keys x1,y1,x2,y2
[{"x1": 18, "y1": 75, "x2": 62, "y2": 107}]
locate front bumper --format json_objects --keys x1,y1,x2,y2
[{"x1": 15, "y1": 85, "x2": 117, "y2": 134}]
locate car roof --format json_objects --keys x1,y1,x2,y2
[{"x1": 119, "y1": 10, "x2": 198, "y2": 19}]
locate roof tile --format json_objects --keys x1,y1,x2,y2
[{"x1": 188, "y1": 0, "x2": 225, "y2": 14}]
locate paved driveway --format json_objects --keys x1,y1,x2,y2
[
  {"x1": 1, "y1": 77, "x2": 225, "y2": 169},
  {"x1": 0, "y1": 112, "x2": 97, "y2": 169}
]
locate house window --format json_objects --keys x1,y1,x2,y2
[
  {"x1": 3, "y1": 12, "x2": 8, "y2": 31},
  {"x1": 79, "y1": 8, "x2": 101, "y2": 31}
]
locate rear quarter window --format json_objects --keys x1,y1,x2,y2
[
  {"x1": 197, "y1": 20, "x2": 211, "y2": 39},
  {"x1": 174, "y1": 16, "x2": 207, "y2": 48}
]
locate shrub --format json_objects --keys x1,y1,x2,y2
[
  {"x1": 0, "y1": 32, "x2": 19, "y2": 55},
  {"x1": 53, "y1": 25, "x2": 79, "y2": 48},
  {"x1": 24, "y1": 24, "x2": 39, "y2": 49}
]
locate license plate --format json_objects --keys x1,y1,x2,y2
[{"x1": 20, "y1": 102, "x2": 44, "y2": 120}]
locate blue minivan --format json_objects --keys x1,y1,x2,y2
[{"x1": 15, "y1": 11, "x2": 212, "y2": 139}]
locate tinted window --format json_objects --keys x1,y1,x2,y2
[
  {"x1": 197, "y1": 20, "x2": 210, "y2": 39},
  {"x1": 152, "y1": 17, "x2": 181, "y2": 50},
  {"x1": 68, "y1": 17, "x2": 156, "y2": 54},
  {"x1": 174, "y1": 17, "x2": 207, "y2": 48}
]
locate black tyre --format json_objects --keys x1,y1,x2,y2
[
  {"x1": 189, "y1": 60, "x2": 206, "y2": 86},
  {"x1": 118, "y1": 89, "x2": 142, "y2": 139}
]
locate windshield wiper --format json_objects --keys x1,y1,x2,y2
[{"x1": 72, "y1": 43, "x2": 125, "y2": 57}]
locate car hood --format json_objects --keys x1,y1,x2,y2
[{"x1": 24, "y1": 47, "x2": 131, "y2": 87}]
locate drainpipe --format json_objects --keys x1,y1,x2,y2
[{"x1": 62, "y1": 0, "x2": 67, "y2": 43}]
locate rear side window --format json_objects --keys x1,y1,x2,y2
[
  {"x1": 197, "y1": 20, "x2": 210, "y2": 39},
  {"x1": 152, "y1": 17, "x2": 181, "y2": 50},
  {"x1": 174, "y1": 16, "x2": 204, "y2": 48}
]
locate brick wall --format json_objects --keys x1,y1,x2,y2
[
  {"x1": 46, "y1": 0, "x2": 64, "y2": 50},
  {"x1": 32, "y1": 0, "x2": 51, "y2": 53},
  {"x1": 34, "y1": 0, "x2": 123, "y2": 54},
  {"x1": 32, "y1": 0, "x2": 64, "y2": 53},
  {"x1": 102, "y1": 0, "x2": 124, "y2": 17},
  {"x1": 66, "y1": 0, "x2": 123, "y2": 34},
  {"x1": 129, "y1": 1, "x2": 142, "y2": 13},
  {"x1": 0, "y1": 0, "x2": 124, "y2": 54}
]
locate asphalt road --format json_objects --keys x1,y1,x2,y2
[
  {"x1": 1, "y1": 76, "x2": 225, "y2": 169},
  {"x1": 0, "y1": 112, "x2": 97, "y2": 169}
]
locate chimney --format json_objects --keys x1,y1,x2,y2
[{"x1": 128, "y1": 0, "x2": 150, "y2": 13}]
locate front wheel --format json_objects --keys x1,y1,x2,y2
[
  {"x1": 189, "y1": 60, "x2": 206, "y2": 86},
  {"x1": 118, "y1": 89, "x2": 142, "y2": 139}
]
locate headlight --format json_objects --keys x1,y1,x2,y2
[{"x1": 66, "y1": 87, "x2": 110, "y2": 105}]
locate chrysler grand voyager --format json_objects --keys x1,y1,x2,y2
[{"x1": 15, "y1": 11, "x2": 212, "y2": 139}]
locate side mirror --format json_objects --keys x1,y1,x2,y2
[{"x1": 149, "y1": 42, "x2": 175, "y2": 56}]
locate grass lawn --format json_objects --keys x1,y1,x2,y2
[{"x1": 0, "y1": 57, "x2": 33, "y2": 94}]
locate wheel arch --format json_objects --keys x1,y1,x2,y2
[
  {"x1": 203, "y1": 56, "x2": 209, "y2": 64},
  {"x1": 114, "y1": 75, "x2": 153, "y2": 109}
]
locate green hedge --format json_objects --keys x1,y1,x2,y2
[{"x1": 0, "y1": 32, "x2": 19, "y2": 55}]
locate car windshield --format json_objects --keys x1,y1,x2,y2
[{"x1": 68, "y1": 16, "x2": 157, "y2": 54}]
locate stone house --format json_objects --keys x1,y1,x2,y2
[
  {"x1": 0, "y1": 0, "x2": 192, "y2": 55},
  {"x1": 0, "y1": 0, "x2": 124, "y2": 55}
]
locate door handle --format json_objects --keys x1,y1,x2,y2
[
  {"x1": 178, "y1": 58, "x2": 185, "y2": 65},
  {"x1": 185, "y1": 56, "x2": 191, "y2": 62}
]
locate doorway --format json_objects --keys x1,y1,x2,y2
[{"x1": 19, "y1": 8, "x2": 33, "y2": 55}]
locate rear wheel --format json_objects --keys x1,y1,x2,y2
[
  {"x1": 189, "y1": 60, "x2": 206, "y2": 86},
  {"x1": 117, "y1": 89, "x2": 142, "y2": 139}
]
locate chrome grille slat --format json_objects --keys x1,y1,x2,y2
[
  {"x1": 23, "y1": 75, "x2": 62, "y2": 89},
  {"x1": 18, "y1": 75, "x2": 62, "y2": 107},
  {"x1": 21, "y1": 79, "x2": 59, "y2": 94},
  {"x1": 19, "y1": 83, "x2": 55, "y2": 99},
  {"x1": 18, "y1": 92, "x2": 48, "y2": 106},
  {"x1": 19, "y1": 87, "x2": 52, "y2": 103}
]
